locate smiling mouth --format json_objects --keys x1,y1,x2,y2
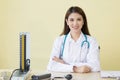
[{"x1": 72, "y1": 26, "x2": 79, "y2": 29}]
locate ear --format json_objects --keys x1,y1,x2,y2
[
  {"x1": 66, "y1": 19, "x2": 69, "y2": 25},
  {"x1": 82, "y1": 21, "x2": 84, "y2": 26},
  {"x1": 82, "y1": 22, "x2": 84, "y2": 26}
]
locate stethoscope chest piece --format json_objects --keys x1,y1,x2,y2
[{"x1": 65, "y1": 74, "x2": 72, "y2": 80}]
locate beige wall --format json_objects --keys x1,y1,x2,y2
[{"x1": 0, "y1": 0, "x2": 120, "y2": 71}]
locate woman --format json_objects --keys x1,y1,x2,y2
[{"x1": 47, "y1": 6, "x2": 100, "y2": 73}]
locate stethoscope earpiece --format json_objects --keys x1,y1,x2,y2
[{"x1": 65, "y1": 74, "x2": 72, "y2": 80}]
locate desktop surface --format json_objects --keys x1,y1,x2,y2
[
  {"x1": 49, "y1": 72, "x2": 116, "y2": 80},
  {"x1": 0, "y1": 69, "x2": 117, "y2": 80},
  {"x1": 29, "y1": 70, "x2": 117, "y2": 80}
]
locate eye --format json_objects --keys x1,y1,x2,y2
[
  {"x1": 77, "y1": 18, "x2": 82, "y2": 21},
  {"x1": 69, "y1": 18, "x2": 74, "y2": 21}
]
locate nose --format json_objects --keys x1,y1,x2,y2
[{"x1": 73, "y1": 20, "x2": 78, "y2": 26}]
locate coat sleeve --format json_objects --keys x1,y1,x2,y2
[
  {"x1": 47, "y1": 36, "x2": 74, "y2": 72},
  {"x1": 69, "y1": 37, "x2": 101, "y2": 72},
  {"x1": 86, "y1": 37, "x2": 101, "y2": 72}
]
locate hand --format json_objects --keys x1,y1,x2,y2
[
  {"x1": 73, "y1": 65, "x2": 91, "y2": 73},
  {"x1": 52, "y1": 56, "x2": 65, "y2": 64}
]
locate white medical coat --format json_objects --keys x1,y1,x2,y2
[{"x1": 47, "y1": 32, "x2": 100, "y2": 72}]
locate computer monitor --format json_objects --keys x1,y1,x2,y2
[{"x1": 20, "y1": 32, "x2": 30, "y2": 72}]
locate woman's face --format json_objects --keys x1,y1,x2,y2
[{"x1": 66, "y1": 12, "x2": 84, "y2": 34}]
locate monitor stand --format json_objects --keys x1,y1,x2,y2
[{"x1": 11, "y1": 69, "x2": 30, "y2": 80}]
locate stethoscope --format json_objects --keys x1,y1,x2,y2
[{"x1": 59, "y1": 34, "x2": 90, "y2": 59}]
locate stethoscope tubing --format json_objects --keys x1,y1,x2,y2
[{"x1": 59, "y1": 34, "x2": 90, "y2": 59}]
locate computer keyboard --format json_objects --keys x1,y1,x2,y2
[{"x1": 101, "y1": 70, "x2": 120, "y2": 78}]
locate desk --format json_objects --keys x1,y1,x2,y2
[
  {"x1": 0, "y1": 69, "x2": 117, "y2": 80},
  {"x1": 29, "y1": 70, "x2": 116, "y2": 80}
]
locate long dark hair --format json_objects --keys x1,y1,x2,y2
[{"x1": 60, "y1": 6, "x2": 90, "y2": 36}]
